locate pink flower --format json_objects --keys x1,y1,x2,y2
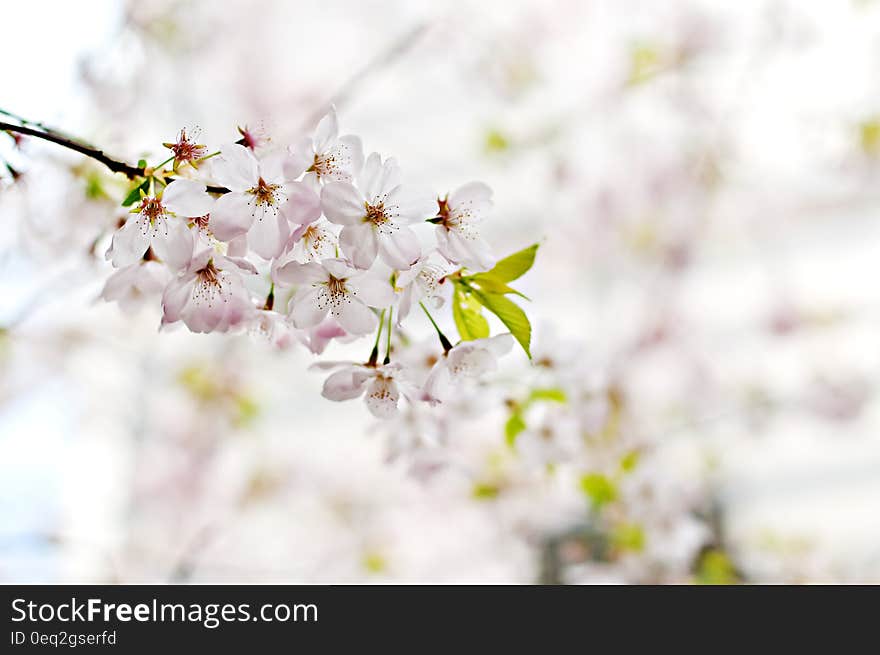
[
  {"x1": 435, "y1": 181, "x2": 496, "y2": 272},
  {"x1": 274, "y1": 258, "x2": 394, "y2": 335},
  {"x1": 209, "y1": 144, "x2": 320, "y2": 259},
  {"x1": 394, "y1": 253, "x2": 452, "y2": 322},
  {"x1": 321, "y1": 152, "x2": 435, "y2": 270},
  {"x1": 161, "y1": 249, "x2": 256, "y2": 333},
  {"x1": 423, "y1": 334, "x2": 514, "y2": 403},
  {"x1": 163, "y1": 127, "x2": 208, "y2": 171},
  {"x1": 100, "y1": 260, "x2": 170, "y2": 312},
  {"x1": 296, "y1": 318, "x2": 352, "y2": 355},
  {"x1": 106, "y1": 179, "x2": 214, "y2": 270},
  {"x1": 288, "y1": 106, "x2": 364, "y2": 185},
  {"x1": 311, "y1": 361, "x2": 416, "y2": 418}
]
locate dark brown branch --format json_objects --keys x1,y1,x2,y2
[{"x1": 1, "y1": 120, "x2": 229, "y2": 194}]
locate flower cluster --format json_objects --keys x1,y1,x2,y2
[
  {"x1": 375, "y1": 336, "x2": 717, "y2": 584},
  {"x1": 101, "y1": 109, "x2": 536, "y2": 417}
]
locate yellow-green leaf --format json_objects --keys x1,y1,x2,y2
[
  {"x1": 529, "y1": 388, "x2": 567, "y2": 403},
  {"x1": 452, "y1": 289, "x2": 490, "y2": 341},
  {"x1": 696, "y1": 549, "x2": 738, "y2": 585},
  {"x1": 476, "y1": 243, "x2": 538, "y2": 283},
  {"x1": 580, "y1": 473, "x2": 617, "y2": 510},
  {"x1": 473, "y1": 290, "x2": 531, "y2": 358},
  {"x1": 612, "y1": 523, "x2": 645, "y2": 553},
  {"x1": 505, "y1": 413, "x2": 526, "y2": 447},
  {"x1": 468, "y1": 275, "x2": 529, "y2": 299}
]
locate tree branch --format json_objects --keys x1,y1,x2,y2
[{"x1": 1, "y1": 119, "x2": 229, "y2": 194}]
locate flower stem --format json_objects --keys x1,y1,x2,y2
[
  {"x1": 263, "y1": 283, "x2": 275, "y2": 311},
  {"x1": 368, "y1": 309, "x2": 386, "y2": 366},
  {"x1": 420, "y1": 301, "x2": 453, "y2": 353},
  {"x1": 383, "y1": 308, "x2": 393, "y2": 364}
]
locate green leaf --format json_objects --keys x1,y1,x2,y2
[
  {"x1": 475, "y1": 243, "x2": 538, "y2": 283},
  {"x1": 505, "y1": 413, "x2": 526, "y2": 447},
  {"x1": 472, "y1": 290, "x2": 531, "y2": 358},
  {"x1": 528, "y1": 388, "x2": 567, "y2": 404},
  {"x1": 485, "y1": 128, "x2": 510, "y2": 153},
  {"x1": 612, "y1": 523, "x2": 645, "y2": 553},
  {"x1": 580, "y1": 473, "x2": 617, "y2": 510},
  {"x1": 619, "y1": 449, "x2": 640, "y2": 473},
  {"x1": 696, "y1": 549, "x2": 738, "y2": 585},
  {"x1": 452, "y1": 288, "x2": 490, "y2": 341},
  {"x1": 468, "y1": 275, "x2": 529, "y2": 299},
  {"x1": 122, "y1": 179, "x2": 149, "y2": 207},
  {"x1": 472, "y1": 482, "x2": 501, "y2": 500}
]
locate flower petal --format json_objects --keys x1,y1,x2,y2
[
  {"x1": 313, "y1": 107, "x2": 339, "y2": 153},
  {"x1": 212, "y1": 144, "x2": 258, "y2": 192},
  {"x1": 449, "y1": 181, "x2": 493, "y2": 219},
  {"x1": 290, "y1": 286, "x2": 329, "y2": 328},
  {"x1": 364, "y1": 377, "x2": 400, "y2": 418},
  {"x1": 210, "y1": 192, "x2": 256, "y2": 242},
  {"x1": 161, "y1": 274, "x2": 195, "y2": 325},
  {"x1": 349, "y1": 274, "x2": 395, "y2": 308},
  {"x1": 108, "y1": 215, "x2": 151, "y2": 268},
  {"x1": 378, "y1": 225, "x2": 421, "y2": 270},
  {"x1": 248, "y1": 209, "x2": 289, "y2": 260},
  {"x1": 339, "y1": 223, "x2": 378, "y2": 269},
  {"x1": 321, "y1": 182, "x2": 365, "y2": 225},
  {"x1": 322, "y1": 366, "x2": 372, "y2": 401},
  {"x1": 334, "y1": 297, "x2": 377, "y2": 335},
  {"x1": 151, "y1": 217, "x2": 194, "y2": 271},
  {"x1": 280, "y1": 181, "x2": 321, "y2": 226},
  {"x1": 385, "y1": 185, "x2": 437, "y2": 224},
  {"x1": 274, "y1": 260, "x2": 326, "y2": 286},
  {"x1": 163, "y1": 179, "x2": 215, "y2": 218}
]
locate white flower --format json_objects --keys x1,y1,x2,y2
[
  {"x1": 423, "y1": 334, "x2": 514, "y2": 403},
  {"x1": 312, "y1": 361, "x2": 415, "y2": 418},
  {"x1": 161, "y1": 249, "x2": 256, "y2": 333},
  {"x1": 106, "y1": 179, "x2": 214, "y2": 269},
  {"x1": 274, "y1": 258, "x2": 394, "y2": 335},
  {"x1": 100, "y1": 260, "x2": 170, "y2": 312},
  {"x1": 321, "y1": 152, "x2": 435, "y2": 270},
  {"x1": 394, "y1": 252, "x2": 452, "y2": 322},
  {"x1": 210, "y1": 144, "x2": 320, "y2": 259},
  {"x1": 275, "y1": 220, "x2": 338, "y2": 267},
  {"x1": 249, "y1": 309, "x2": 297, "y2": 349},
  {"x1": 435, "y1": 181, "x2": 496, "y2": 272},
  {"x1": 516, "y1": 412, "x2": 581, "y2": 466},
  {"x1": 296, "y1": 318, "x2": 353, "y2": 355},
  {"x1": 288, "y1": 106, "x2": 364, "y2": 185}
]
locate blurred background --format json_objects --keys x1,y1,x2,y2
[{"x1": 2, "y1": 0, "x2": 880, "y2": 583}]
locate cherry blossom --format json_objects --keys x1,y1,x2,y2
[
  {"x1": 161, "y1": 249, "x2": 256, "y2": 333},
  {"x1": 106, "y1": 179, "x2": 214, "y2": 269},
  {"x1": 435, "y1": 181, "x2": 496, "y2": 272},
  {"x1": 100, "y1": 260, "x2": 170, "y2": 312},
  {"x1": 288, "y1": 106, "x2": 364, "y2": 185},
  {"x1": 274, "y1": 258, "x2": 394, "y2": 335},
  {"x1": 163, "y1": 127, "x2": 208, "y2": 171},
  {"x1": 275, "y1": 220, "x2": 338, "y2": 266},
  {"x1": 423, "y1": 334, "x2": 514, "y2": 403},
  {"x1": 11, "y1": 103, "x2": 529, "y2": 415},
  {"x1": 312, "y1": 361, "x2": 415, "y2": 418},
  {"x1": 321, "y1": 153, "x2": 435, "y2": 270},
  {"x1": 394, "y1": 252, "x2": 452, "y2": 322},
  {"x1": 210, "y1": 144, "x2": 320, "y2": 259}
]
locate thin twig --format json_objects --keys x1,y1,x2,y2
[{"x1": 1, "y1": 119, "x2": 230, "y2": 193}]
